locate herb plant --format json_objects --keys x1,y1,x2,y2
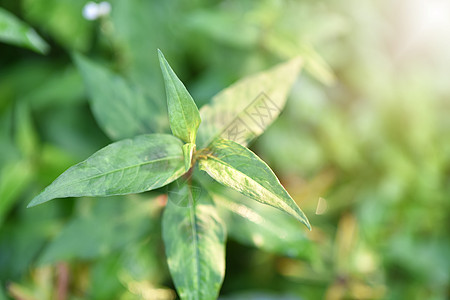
[{"x1": 28, "y1": 50, "x2": 310, "y2": 299}]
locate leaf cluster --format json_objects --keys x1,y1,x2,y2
[{"x1": 27, "y1": 50, "x2": 309, "y2": 298}]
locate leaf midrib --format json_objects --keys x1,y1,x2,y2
[
  {"x1": 46, "y1": 155, "x2": 182, "y2": 195},
  {"x1": 206, "y1": 154, "x2": 281, "y2": 198},
  {"x1": 216, "y1": 196, "x2": 290, "y2": 237},
  {"x1": 188, "y1": 188, "x2": 201, "y2": 299},
  {"x1": 162, "y1": 61, "x2": 190, "y2": 142},
  {"x1": 201, "y1": 91, "x2": 269, "y2": 147},
  {"x1": 202, "y1": 154, "x2": 303, "y2": 223}
]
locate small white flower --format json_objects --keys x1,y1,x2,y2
[
  {"x1": 98, "y1": 2, "x2": 111, "y2": 16},
  {"x1": 82, "y1": 1, "x2": 111, "y2": 21},
  {"x1": 82, "y1": 2, "x2": 99, "y2": 20}
]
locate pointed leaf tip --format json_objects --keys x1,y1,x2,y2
[
  {"x1": 158, "y1": 50, "x2": 201, "y2": 144},
  {"x1": 197, "y1": 56, "x2": 303, "y2": 148},
  {"x1": 198, "y1": 139, "x2": 310, "y2": 229},
  {"x1": 0, "y1": 8, "x2": 50, "y2": 54},
  {"x1": 27, "y1": 193, "x2": 48, "y2": 208},
  {"x1": 27, "y1": 134, "x2": 186, "y2": 207}
]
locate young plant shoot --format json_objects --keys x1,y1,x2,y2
[{"x1": 28, "y1": 50, "x2": 310, "y2": 299}]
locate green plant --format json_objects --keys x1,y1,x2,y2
[{"x1": 28, "y1": 49, "x2": 310, "y2": 299}]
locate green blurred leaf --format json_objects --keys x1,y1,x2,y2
[
  {"x1": 214, "y1": 189, "x2": 315, "y2": 259},
  {"x1": 198, "y1": 139, "x2": 310, "y2": 229},
  {"x1": 38, "y1": 144, "x2": 78, "y2": 185},
  {"x1": 22, "y1": 0, "x2": 92, "y2": 51},
  {"x1": 14, "y1": 101, "x2": 38, "y2": 159},
  {"x1": 0, "y1": 283, "x2": 5, "y2": 300},
  {"x1": 74, "y1": 54, "x2": 164, "y2": 140},
  {"x1": 0, "y1": 60, "x2": 62, "y2": 112},
  {"x1": 89, "y1": 254, "x2": 125, "y2": 299},
  {"x1": 186, "y1": 10, "x2": 259, "y2": 48},
  {"x1": 28, "y1": 134, "x2": 185, "y2": 207},
  {"x1": 197, "y1": 57, "x2": 302, "y2": 148},
  {"x1": 182, "y1": 143, "x2": 195, "y2": 172},
  {"x1": 22, "y1": 65, "x2": 85, "y2": 109},
  {"x1": 265, "y1": 33, "x2": 335, "y2": 86},
  {"x1": 0, "y1": 204, "x2": 60, "y2": 280},
  {"x1": 109, "y1": 0, "x2": 169, "y2": 99},
  {"x1": 0, "y1": 7, "x2": 49, "y2": 54},
  {"x1": 119, "y1": 238, "x2": 167, "y2": 285},
  {"x1": 158, "y1": 50, "x2": 201, "y2": 144},
  {"x1": 37, "y1": 104, "x2": 110, "y2": 160},
  {"x1": 162, "y1": 182, "x2": 225, "y2": 300},
  {"x1": 0, "y1": 108, "x2": 19, "y2": 167},
  {"x1": 0, "y1": 160, "x2": 33, "y2": 226},
  {"x1": 0, "y1": 103, "x2": 36, "y2": 225},
  {"x1": 39, "y1": 196, "x2": 157, "y2": 267}
]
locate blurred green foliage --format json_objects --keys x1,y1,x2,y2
[{"x1": 0, "y1": 0, "x2": 449, "y2": 299}]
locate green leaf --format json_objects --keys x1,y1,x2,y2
[
  {"x1": 158, "y1": 49, "x2": 201, "y2": 144},
  {"x1": 88, "y1": 255, "x2": 124, "y2": 299},
  {"x1": 186, "y1": 10, "x2": 259, "y2": 48},
  {"x1": 74, "y1": 54, "x2": 165, "y2": 140},
  {"x1": 39, "y1": 196, "x2": 156, "y2": 264},
  {"x1": 213, "y1": 188, "x2": 315, "y2": 259},
  {"x1": 0, "y1": 60, "x2": 62, "y2": 111},
  {"x1": 21, "y1": 65, "x2": 85, "y2": 109},
  {"x1": 182, "y1": 143, "x2": 195, "y2": 171},
  {"x1": 37, "y1": 104, "x2": 110, "y2": 160},
  {"x1": 265, "y1": 34, "x2": 335, "y2": 86},
  {"x1": 0, "y1": 283, "x2": 5, "y2": 300},
  {"x1": 197, "y1": 57, "x2": 303, "y2": 148},
  {"x1": 0, "y1": 204, "x2": 59, "y2": 280},
  {"x1": 119, "y1": 237, "x2": 167, "y2": 285},
  {"x1": 0, "y1": 103, "x2": 36, "y2": 224},
  {"x1": 28, "y1": 134, "x2": 185, "y2": 207},
  {"x1": 162, "y1": 182, "x2": 226, "y2": 300},
  {"x1": 0, "y1": 7, "x2": 49, "y2": 54},
  {"x1": 198, "y1": 139, "x2": 310, "y2": 229},
  {"x1": 0, "y1": 160, "x2": 33, "y2": 226},
  {"x1": 22, "y1": 0, "x2": 92, "y2": 51},
  {"x1": 109, "y1": 1, "x2": 167, "y2": 100},
  {"x1": 14, "y1": 101, "x2": 39, "y2": 159}
]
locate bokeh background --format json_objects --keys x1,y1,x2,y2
[{"x1": 0, "y1": 0, "x2": 449, "y2": 299}]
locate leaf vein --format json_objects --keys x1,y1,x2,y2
[
  {"x1": 188, "y1": 188, "x2": 201, "y2": 299},
  {"x1": 49, "y1": 155, "x2": 182, "y2": 195}
]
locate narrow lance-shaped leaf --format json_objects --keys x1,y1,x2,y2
[
  {"x1": 213, "y1": 187, "x2": 316, "y2": 259},
  {"x1": 265, "y1": 33, "x2": 336, "y2": 86},
  {"x1": 28, "y1": 134, "x2": 186, "y2": 207},
  {"x1": 21, "y1": 0, "x2": 91, "y2": 51},
  {"x1": 162, "y1": 181, "x2": 226, "y2": 300},
  {"x1": 197, "y1": 57, "x2": 302, "y2": 148},
  {"x1": 0, "y1": 160, "x2": 33, "y2": 226},
  {"x1": 0, "y1": 7, "x2": 49, "y2": 54},
  {"x1": 74, "y1": 54, "x2": 165, "y2": 141},
  {"x1": 38, "y1": 196, "x2": 156, "y2": 264},
  {"x1": 158, "y1": 49, "x2": 201, "y2": 144},
  {"x1": 198, "y1": 139, "x2": 310, "y2": 229}
]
